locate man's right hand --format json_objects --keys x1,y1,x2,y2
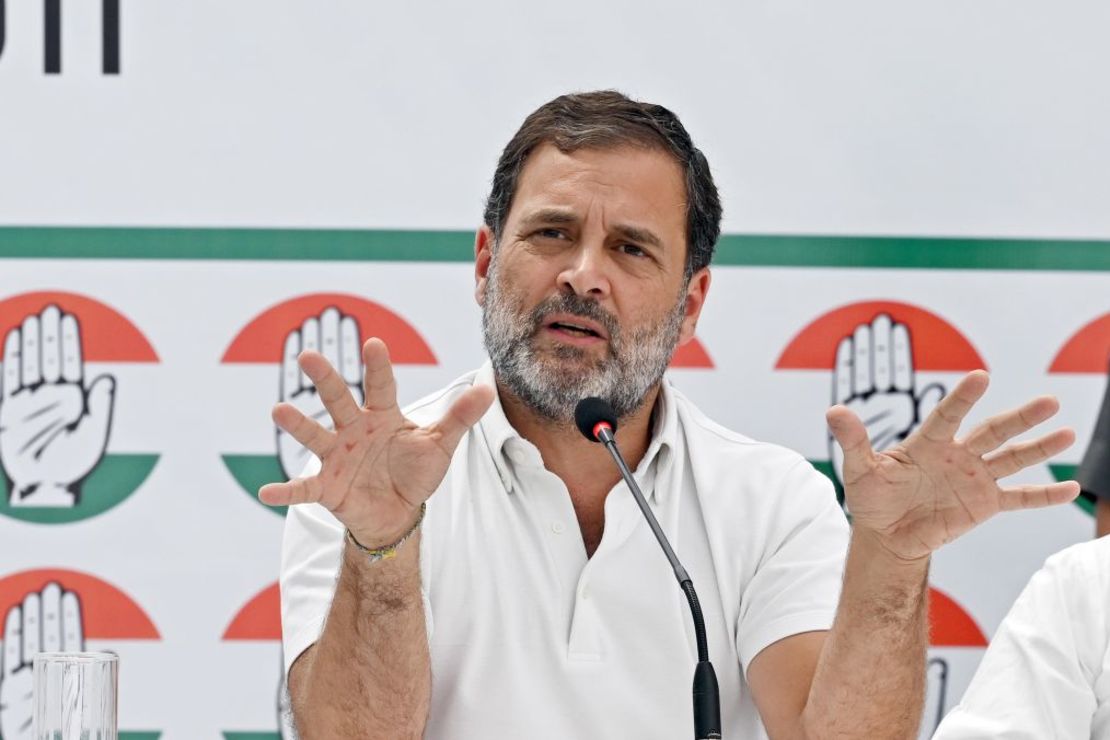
[{"x1": 259, "y1": 338, "x2": 494, "y2": 548}]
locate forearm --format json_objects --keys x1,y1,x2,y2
[
  {"x1": 291, "y1": 533, "x2": 430, "y2": 739},
  {"x1": 800, "y1": 529, "x2": 929, "y2": 740}
]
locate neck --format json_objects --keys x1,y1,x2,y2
[{"x1": 496, "y1": 379, "x2": 660, "y2": 494}]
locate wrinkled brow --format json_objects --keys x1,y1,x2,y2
[
  {"x1": 518, "y1": 209, "x2": 664, "y2": 249},
  {"x1": 612, "y1": 224, "x2": 663, "y2": 250},
  {"x1": 517, "y1": 208, "x2": 579, "y2": 229}
]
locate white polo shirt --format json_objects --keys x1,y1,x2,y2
[
  {"x1": 933, "y1": 536, "x2": 1110, "y2": 739},
  {"x1": 280, "y1": 363, "x2": 849, "y2": 738}
]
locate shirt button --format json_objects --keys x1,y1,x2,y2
[
  {"x1": 580, "y1": 585, "x2": 590, "y2": 600},
  {"x1": 505, "y1": 442, "x2": 529, "y2": 465},
  {"x1": 551, "y1": 521, "x2": 566, "y2": 534}
]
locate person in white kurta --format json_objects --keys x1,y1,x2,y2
[{"x1": 933, "y1": 536, "x2": 1110, "y2": 739}]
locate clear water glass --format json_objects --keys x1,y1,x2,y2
[{"x1": 32, "y1": 652, "x2": 118, "y2": 740}]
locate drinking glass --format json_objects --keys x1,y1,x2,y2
[{"x1": 32, "y1": 652, "x2": 118, "y2": 740}]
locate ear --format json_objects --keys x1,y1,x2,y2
[
  {"x1": 676, "y1": 267, "x2": 711, "y2": 346},
  {"x1": 474, "y1": 225, "x2": 495, "y2": 306}
]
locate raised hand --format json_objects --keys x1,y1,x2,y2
[
  {"x1": 277, "y1": 307, "x2": 364, "y2": 481},
  {"x1": 259, "y1": 338, "x2": 494, "y2": 548},
  {"x1": 0, "y1": 306, "x2": 115, "y2": 507},
  {"x1": 828, "y1": 371, "x2": 1080, "y2": 562},
  {"x1": 830, "y1": 314, "x2": 944, "y2": 490},
  {"x1": 0, "y1": 583, "x2": 84, "y2": 740}
]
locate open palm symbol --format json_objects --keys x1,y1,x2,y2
[
  {"x1": 829, "y1": 314, "x2": 944, "y2": 494},
  {"x1": 0, "y1": 306, "x2": 115, "y2": 507},
  {"x1": 276, "y1": 307, "x2": 363, "y2": 481}
]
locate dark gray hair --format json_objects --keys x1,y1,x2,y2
[{"x1": 483, "y1": 90, "x2": 722, "y2": 277}]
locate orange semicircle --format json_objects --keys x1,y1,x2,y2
[
  {"x1": 928, "y1": 586, "x2": 988, "y2": 647},
  {"x1": 0, "y1": 569, "x2": 160, "y2": 639},
  {"x1": 222, "y1": 293, "x2": 436, "y2": 365},
  {"x1": 776, "y1": 300, "x2": 986, "y2": 372},
  {"x1": 0, "y1": 292, "x2": 158, "y2": 363},
  {"x1": 223, "y1": 582, "x2": 281, "y2": 641},
  {"x1": 1049, "y1": 313, "x2": 1110, "y2": 374},
  {"x1": 670, "y1": 338, "x2": 713, "y2": 368}
]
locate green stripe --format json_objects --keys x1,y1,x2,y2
[
  {"x1": 2, "y1": 227, "x2": 1110, "y2": 270},
  {"x1": 714, "y1": 234, "x2": 1110, "y2": 270},
  {"x1": 0, "y1": 227, "x2": 470, "y2": 261}
]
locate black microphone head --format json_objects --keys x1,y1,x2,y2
[
  {"x1": 574, "y1": 397, "x2": 618, "y2": 442},
  {"x1": 1078, "y1": 361, "x2": 1110, "y2": 499}
]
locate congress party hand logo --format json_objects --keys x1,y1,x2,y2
[
  {"x1": 1046, "y1": 311, "x2": 1110, "y2": 515},
  {"x1": 917, "y1": 587, "x2": 988, "y2": 739},
  {"x1": 777, "y1": 300, "x2": 987, "y2": 501},
  {"x1": 919, "y1": 658, "x2": 949, "y2": 740},
  {"x1": 220, "y1": 293, "x2": 435, "y2": 516},
  {"x1": 277, "y1": 307, "x2": 364, "y2": 482},
  {"x1": 1, "y1": 306, "x2": 115, "y2": 508},
  {"x1": 0, "y1": 293, "x2": 159, "y2": 524},
  {"x1": 222, "y1": 583, "x2": 293, "y2": 740},
  {"x1": 828, "y1": 313, "x2": 946, "y2": 491},
  {"x1": 277, "y1": 667, "x2": 294, "y2": 740},
  {"x1": 0, "y1": 583, "x2": 83, "y2": 740},
  {"x1": 0, "y1": 570, "x2": 161, "y2": 740}
]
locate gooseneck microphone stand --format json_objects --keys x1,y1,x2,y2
[{"x1": 575, "y1": 398, "x2": 723, "y2": 740}]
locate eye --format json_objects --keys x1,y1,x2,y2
[
  {"x1": 535, "y1": 228, "x2": 568, "y2": 241},
  {"x1": 619, "y1": 244, "x2": 648, "y2": 258}
]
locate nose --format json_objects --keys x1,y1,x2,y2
[{"x1": 556, "y1": 241, "x2": 611, "y2": 299}]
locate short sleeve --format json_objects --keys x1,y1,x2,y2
[
  {"x1": 932, "y1": 543, "x2": 1104, "y2": 739},
  {"x1": 735, "y1": 459, "x2": 850, "y2": 673}
]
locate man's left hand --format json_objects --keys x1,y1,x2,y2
[{"x1": 828, "y1": 370, "x2": 1080, "y2": 562}]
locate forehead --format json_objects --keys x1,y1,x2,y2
[{"x1": 508, "y1": 143, "x2": 688, "y2": 236}]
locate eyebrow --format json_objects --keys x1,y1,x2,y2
[
  {"x1": 518, "y1": 209, "x2": 665, "y2": 250},
  {"x1": 518, "y1": 208, "x2": 579, "y2": 229},
  {"x1": 612, "y1": 224, "x2": 663, "y2": 250}
]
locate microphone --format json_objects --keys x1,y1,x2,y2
[{"x1": 575, "y1": 398, "x2": 723, "y2": 740}]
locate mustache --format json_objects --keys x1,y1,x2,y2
[{"x1": 528, "y1": 293, "x2": 619, "y2": 340}]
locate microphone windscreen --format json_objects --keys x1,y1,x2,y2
[
  {"x1": 574, "y1": 397, "x2": 618, "y2": 442},
  {"x1": 1078, "y1": 366, "x2": 1110, "y2": 499}
]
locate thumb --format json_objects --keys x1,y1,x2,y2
[
  {"x1": 429, "y1": 384, "x2": 496, "y2": 454},
  {"x1": 916, "y1": 383, "x2": 945, "y2": 424},
  {"x1": 83, "y1": 375, "x2": 117, "y2": 442},
  {"x1": 826, "y1": 404, "x2": 874, "y2": 474}
]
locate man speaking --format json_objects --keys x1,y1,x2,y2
[{"x1": 263, "y1": 91, "x2": 1079, "y2": 738}]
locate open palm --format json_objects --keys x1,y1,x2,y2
[
  {"x1": 259, "y1": 338, "x2": 493, "y2": 548},
  {"x1": 829, "y1": 371, "x2": 1079, "y2": 562}
]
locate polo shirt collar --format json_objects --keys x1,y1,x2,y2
[{"x1": 474, "y1": 360, "x2": 678, "y2": 505}]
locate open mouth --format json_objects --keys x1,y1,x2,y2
[{"x1": 548, "y1": 321, "x2": 603, "y2": 338}]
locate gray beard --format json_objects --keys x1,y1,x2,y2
[{"x1": 481, "y1": 257, "x2": 686, "y2": 424}]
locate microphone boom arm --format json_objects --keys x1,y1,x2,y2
[{"x1": 596, "y1": 426, "x2": 723, "y2": 740}]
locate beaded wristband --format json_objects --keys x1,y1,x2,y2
[{"x1": 345, "y1": 503, "x2": 426, "y2": 564}]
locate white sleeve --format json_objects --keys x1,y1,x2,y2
[
  {"x1": 932, "y1": 544, "x2": 1104, "y2": 739},
  {"x1": 278, "y1": 459, "x2": 345, "y2": 678},
  {"x1": 735, "y1": 459, "x2": 850, "y2": 673}
]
